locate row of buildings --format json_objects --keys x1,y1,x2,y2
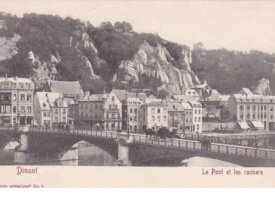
[{"x1": 0, "y1": 76, "x2": 275, "y2": 133}]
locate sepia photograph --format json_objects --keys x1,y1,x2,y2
[{"x1": 1, "y1": 0, "x2": 275, "y2": 187}]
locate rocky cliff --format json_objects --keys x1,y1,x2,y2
[
  {"x1": 0, "y1": 13, "x2": 202, "y2": 95},
  {"x1": 115, "y1": 41, "x2": 200, "y2": 95},
  {"x1": 254, "y1": 78, "x2": 272, "y2": 95},
  {"x1": 1, "y1": 13, "x2": 275, "y2": 96}
]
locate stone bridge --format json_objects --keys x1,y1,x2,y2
[{"x1": 1, "y1": 126, "x2": 275, "y2": 166}]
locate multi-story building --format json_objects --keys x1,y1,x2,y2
[
  {"x1": 112, "y1": 89, "x2": 147, "y2": 132},
  {"x1": 0, "y1": 76, "x2": 34, "y2": 125},
  {"x1": 140, "y1": 100, "x2": 168, "y2": 132},
  {"x1": 181, "y1": 102, "x2": 193, "y2": 133},
  {"x1": 75, "y1": 91, "x2": 122, "y2": 130},
  {"x1": 167, "y1": 101, "x2": 185, "y2": 132},
  {"x1": 34, "y1": 92, "x2": 69, "y2": 127},
  {"x1": 188, "y1": 101, "x2": 203, "y2": 133},
  {"x1": 200, "y1": 89, "x2": 230, "y2": 120},
  {"x1": 228, "y1": 88, "x2": 275, "y2": 131},
  {"x1": 122, "y1": 97, "x2": 142, "y2": 133}
]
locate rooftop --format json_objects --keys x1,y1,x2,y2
[
  {"x1": 36, "y1": 92, "x2": 67, "y2": 110},
  {"x1": 47, "y1": 80, "x2": 84, "y2": 97}
]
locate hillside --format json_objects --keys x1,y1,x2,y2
[
  {"x1": 192, "y1": 43, "x2": 275, "y2": 94},
  {"x1": 0, "y1": 13, "x2": 275, "y2": 96},
  {"x1": 0, "y1": 13, "x2": 199, "y2": 96}
]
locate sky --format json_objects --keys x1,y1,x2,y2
[{"x1": 1, "y1": 0, "x2": 275, "y2": 53}]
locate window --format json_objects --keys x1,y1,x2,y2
[
  {"x1": 13, "y1": 106, "x2": 16, "y2": 113},
  {"x1": 197, "y1": 124, "x2": 200, "y2": 130},
  {"x1": 134, "y1": 116, "x2": 137, "y2": 121},
  {"x1": 112, "y1": 96, "x2": 115, "y2": 101},
  {"x1": 134, "y1": 109, "x2": 137, "y2": 114},
  {"x1": 63, "y1": 117, "x2": 66, "y2": 122},
  {"x1": 240, "y1": 105, "x2": 243, "y2": 110},
  {"x1": 55, "y1": 109, "x2": 58, "y2": 114},
  {"x1": 27, "y1": 94, "x2": 32, "y2": 102},
  {"x1": 157, "y1": 116, "x2": 160, "y2": 122},
  {"x1": 152, "y1": 108, "x2": 155, "y2": 114},
  {"x1": 54, "y1": 117, "x2": 58, "y2": 122},
  {"x1": 43, "y1": 111, "x2": 47, "y2": 117},
  {"x1": 157, "y1": 108, "x2": 161, "y2": 113},
  {"x1": 198, "y1": 109, "x2": 200, "y2": 114},
  {"x1": 20, "y1": 94, "x2": 25, "y2": 102},
  {"x1": 194, "y1": 109, "x2": 197, "y2": 114},
  {"x1": 62, "y1": 109, "x2": 66, "y2": 114},
  {"x1": 27, "y1": 106, "x2": 32, "y2": 113},
  {"x1": 20, "y1": 106, "x2": 25, "y2": 113},
  {"x1": 198, "y1": 117, "x2": 201, "y2": 122},
  {"x1": 1, "y1": 106, "x2": 11, "y2": 113},
  {"x1": 112, "y1": 113, "x2": 115, "y2": 118},
  {"x1": 152, "y1": 116, "x2": 155, "y2": 121},
  {"x1": 130, "y1": 117, "x2": 133, "y2": 121},
  {"x1": 194, "y1": 117, "x2": 197, "y2": 122},
  {"x1": 130, "y1": 108, "x2": 133, "y2": 113}
]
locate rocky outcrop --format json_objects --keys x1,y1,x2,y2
[
  {"x1": 0, "y1": 33, "x2": 20, "y2": 61},
  {"x1": 115, "y1": 41, "x2": 200, "y2": 95},
  {"x1": 254, "y1": 78, "x2": 272, "y2": 95}
]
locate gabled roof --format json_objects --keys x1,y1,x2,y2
[
  {"x1": 79, "y1": 93, "x2": 107, "y2": 102},
  {"x1": 47, "y1": 80, "x2": 84, "y2": 97},
  {"x1": 188, "y1": 101, "x2": 202, "y2": 108},
  {"x1": 112, "y1": 89, "x2": 147, "y2": 102},
  {"x1": 36, "y1": 92, "x2": 66, "y2": 110},
  {"x1": 238, "y1": 88, "x2": 253, "y2": 95},
  {"x1": 168, "y1": 102, "x2": 185, "y2": 111},
  {"x1": 181, "y1": 102, "x2": 192, "y2": 110}
]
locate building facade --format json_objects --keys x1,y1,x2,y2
[
  {"x1": 140, "y1": 101, "x2": 168, "y2": 132},
  {"x1": 34, "y1": 92, "x2": 69, "y2": 127},
  {"x1": 0, "y1": 77, "x2": 34, "y2": 125},
  {"x1": 75, "y1": 91, "x2": 122, "y2": 130},
  {"x1": 188, "y1": 101, "x2": 203, "y2": 133},
  {"x1": 228, "y1": 89, "x2": 275, "y2": 131},
  {"x1": 167, "y1": 101, "x2": 185, "y2": 132},
  {"x1": 122, "y1": 97, "x2": 142, "y2": 133}
]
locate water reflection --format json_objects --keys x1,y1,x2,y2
[{"x1": 0, "y1": 140, "x2": 117, "y2": 166}]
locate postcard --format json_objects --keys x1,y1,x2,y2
[{"x1": 0, "y1": 0, "x2": 275, "y2": 187}]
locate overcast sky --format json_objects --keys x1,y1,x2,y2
[{"x1": 1, "y1": 0, "x2": 275, "y2": 53}]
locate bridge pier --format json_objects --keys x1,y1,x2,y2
[
  {"x1": 114, "y1": 133, "x2": 133, "y2": 166},
  {"x1": 14, "y1": 125, "x2": 33, "y2": 164}
]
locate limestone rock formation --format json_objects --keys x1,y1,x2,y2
[
  {"x1": 115, "y1": 41, "x2": 200, "y2": 95},
  {"x1": 254, "y1": 78, "x2": 272, "y2": 95}
]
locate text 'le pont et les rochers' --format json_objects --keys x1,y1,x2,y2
[{"x1": 202, "y1": 168, "x2": 263, "y2": 176}]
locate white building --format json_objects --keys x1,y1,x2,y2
[
  {"x1": 0, "y1": 76, "x2": 34, "y2": 125},
  {"x1": 34, "y1": 92, "x2": 68, "y2": 127},
  {"x1": 140, "y1": 100, "x2": 168, "y2": 131},
  {"x1": 228, "y1": 88, "x2": 275, "y2": 131}
]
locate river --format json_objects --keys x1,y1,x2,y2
[{"x1": 0, "y1": 140, "x2": 239, "y2": 167}]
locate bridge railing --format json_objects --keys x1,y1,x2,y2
[
  {"x1": 130, "y1": 134, "x2": 275, "y2": 161},
  {"x1": 2, "y1": 126, "x2": 275, "y2": 161}
]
